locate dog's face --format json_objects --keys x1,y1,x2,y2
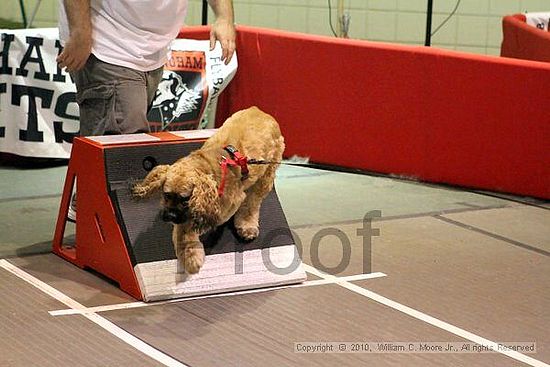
[
  {"x1": 132, "y1": 163, "x2": 221, "y2": 233},
  {"x1": 160, "y1": 191, "x2": 190, "y2": 224},
  {"x1": 159, "y1": 167, "x2": 197, "y2": 225}
]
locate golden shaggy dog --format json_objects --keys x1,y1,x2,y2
[{"x1": 132, "y1": 106, "x2": 285, "y2": 274}]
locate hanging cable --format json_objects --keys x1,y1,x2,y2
[
  {"x1": 431, "y1": 0, "x2": 462, "y2": 37},
  {"x1": 328, "y1": 0, "x2": 338, "y2": 37}
]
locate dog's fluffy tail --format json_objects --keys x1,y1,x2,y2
[
  {"x1": 130, "y1": 164, "x2": 169, "y2": 199},
  {"x1": 127, "y1": 178, "x2": 148, "y2": 199}
]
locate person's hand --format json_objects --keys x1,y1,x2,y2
[
  {"x1": 210, "y1": 19, "x2": 236, "y2": 64},
  {"x1": 56, "y1": 30, "x2": 92, "y2": 72}
]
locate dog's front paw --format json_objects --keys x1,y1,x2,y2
[
  {"x1": 236, "y1": 226, "x2": 259, "y2": 241},
  {"x1": 182, "y1": 245, "x2": 205, "y2": 274}
]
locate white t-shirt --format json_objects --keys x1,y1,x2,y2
[{"x1": 59, "y1": 0, "x2": 189, "y2": 71}]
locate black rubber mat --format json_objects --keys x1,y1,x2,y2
[{"x1": 113, "y1": 188, "x2": 294, "y2": 265}]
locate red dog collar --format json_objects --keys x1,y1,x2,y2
[
  {"x1": 218, "y1": 145, "x2": 249, "y2": 196},
  {"x1": 223, "y1": 145, "x2": 249, "y2": 178}
]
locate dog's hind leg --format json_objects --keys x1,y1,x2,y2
[{"x1": 172, "y1": 224, "x2": 205, "y2": 274}]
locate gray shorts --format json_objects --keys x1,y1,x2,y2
[{"x1": 72, "y1": 54, "x2": 164, "y2": 136}]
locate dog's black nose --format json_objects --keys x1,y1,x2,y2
[{"x1": 161, "y1": 209, "x2": 184, "y2": 224}]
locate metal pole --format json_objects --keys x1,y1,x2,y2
[
  {"x1": 27, "y1": 0, "x2": 43, "y2": 29},
  {"x1": 425, "y1": 0, "x2": 433, "y2": 46},
  {"x1": 18, "y1": 0, "x2": 28, "y2": 28},
  {"x1": 202, "y1": 0, "x2": 208, "y2": 25},
  {"x1": 337, "y1": 0, "x2": 344, "y2": 37}
]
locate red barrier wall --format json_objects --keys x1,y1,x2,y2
[
  {"x1": 501, "y1": 14, "x2": 550, "y2": 63},
  {"x1": 180, "y1": 26, "x2": 550, "y2": 199}
]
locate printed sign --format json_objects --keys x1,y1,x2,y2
[
  {"x1": 148, "y1": 51, "x2": 207, "y2": 131},
  {"x1": 526, "y1": 12, "x2": 550, "y2": 31},
  {"x1": 147, "y1": 39, "x2": 238, "y2": 132},
  {"x1": 0, "y1": 28, "x2": 79, "y2": 159}
]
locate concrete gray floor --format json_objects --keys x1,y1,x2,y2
[{"x1": 0, "y1": 162, "x2": 549, "y2": 367}]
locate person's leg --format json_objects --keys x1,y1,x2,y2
[
  {"x1": 72, "y1": 55, "x2": 152, "y2": 136},
  {"x1": 146, "y1": 66, "x2": 164, "y2": 112}
]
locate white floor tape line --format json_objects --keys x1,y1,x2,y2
[
  {"x1": 302, "y1": 264, "x2": 549, "y2": 367},
  {"x1": 0, "y1": 259, "x2": 189, "y2": 367},
  {"x1": 49, "y1": 271, "x2": 387, "y2": 316}
]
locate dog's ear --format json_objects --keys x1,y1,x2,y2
[
  {"x1": 188, "y1": 174, "x2": 221, "y2": 233},
  {"x1": 132, "y1": 164, "x2": 169, "y2": 199}
]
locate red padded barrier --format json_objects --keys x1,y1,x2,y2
[
  {"x1": 179, "y1": 26, "x2": 550, "y2": 199},
  {"x1": 501, "y1": 14, "x2": 550, "y2": 62}
]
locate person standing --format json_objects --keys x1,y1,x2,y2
[
  {"x1": 57, "y1": 0, "x2": 236, "y2": 221},
  {"x1": 57, "y1": 0, "x2": 236, "y2": 136}
]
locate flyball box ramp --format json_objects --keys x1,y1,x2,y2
[{"x1": 52, "y1": 131, "x2": 306, "y2": 302}]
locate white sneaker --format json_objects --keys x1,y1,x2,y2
[{"x1": 67, "y1": 193, "x2": 77, "y2": 222}]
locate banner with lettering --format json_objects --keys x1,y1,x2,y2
[
  {"x1": 0, "y1": 28, "x2": 78, "y2": 159},
  {"x1": 0, "y1": 29, "x2": 237, "y2": 159}
]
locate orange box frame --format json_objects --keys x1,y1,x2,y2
[{"x1": 52, "y1": 133, "x2": 203, "y2": 300}]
